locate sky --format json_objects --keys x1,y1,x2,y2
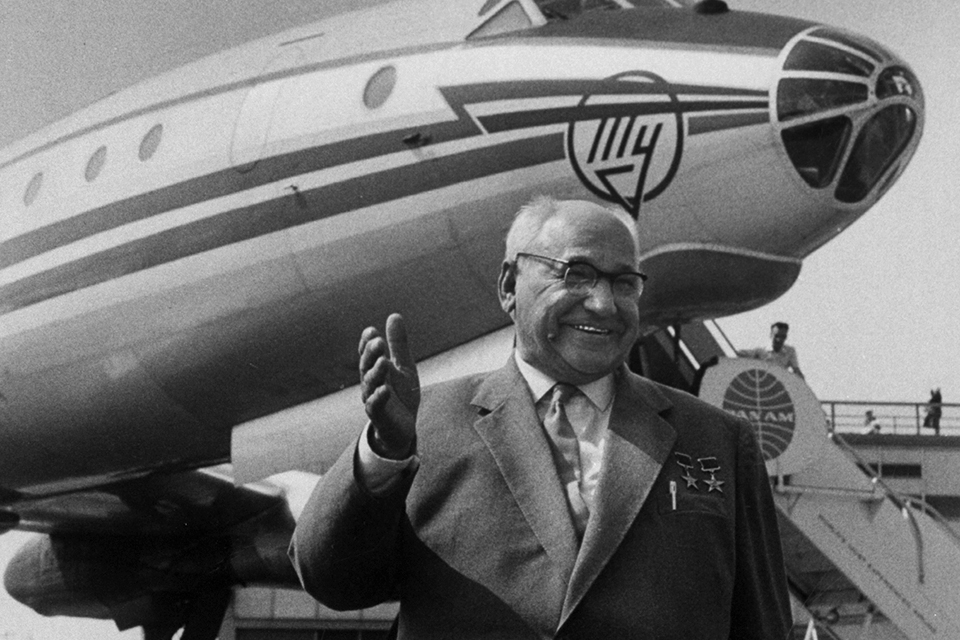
[{"x1": 0, "y1": 0, "x2": 957, "y2": 637}]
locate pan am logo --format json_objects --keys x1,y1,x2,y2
[
  {"x1": 721, "y1": 369, "x2": 796, "y2": 462},
  {"x1": 567, "y1": 71, "x2": 684, "y2": 218}
]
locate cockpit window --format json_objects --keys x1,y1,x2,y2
[
  {"x1": 468, "y1": 1, "x2": 535, "y2": 38},
  {"x1": 533, "y1": 0, "x2": 634, "y2": 21},
  {"x1": 807, "y1": 28, "x2": 884, "y2": 65}
]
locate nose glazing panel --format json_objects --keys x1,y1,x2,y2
[
  {"x1": 783, "y1": 39, "x2": 875, "y2": 77},
  {"x1": 774, "y1": 28, "x2": 923, "y2": 203},
  {"x1": 835, "y1": 105, "x2": 917, "y2": 203}
]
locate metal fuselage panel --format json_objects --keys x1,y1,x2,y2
[{"x1": 0, "y1": 3, "x2": 920, "y2": 493}]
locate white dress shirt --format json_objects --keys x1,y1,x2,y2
[{"x1": 514, "y1": 354, "x2": 613, "y2": 513}]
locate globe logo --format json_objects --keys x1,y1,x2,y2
[{"x1": 721, "y1": 369, "x2": 796, "y2": 461}]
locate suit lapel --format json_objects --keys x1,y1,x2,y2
[
  {"x1": 471, "y1": 358, "x2": 581, "y2": 576},
  {"x1": 561, "y1": 368, "x2": 677, "y2": 625}
]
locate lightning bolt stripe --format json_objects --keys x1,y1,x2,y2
[{"x1": 0, "y1": 78, "x2": 767, "y2": 271}]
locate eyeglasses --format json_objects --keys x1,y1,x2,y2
[{"x1": 515, "y1": 252, "x2": 647, "y2": 297}]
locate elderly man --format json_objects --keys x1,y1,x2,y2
[{"x1": 290, "y1": 197, "x2": 791, "y2": 639}]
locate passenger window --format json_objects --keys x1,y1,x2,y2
[
  {"x1": 85, "y1": 146, "x2": 107, "y2": 182},
  {"x1": 364, "y1": 66, "x2": 397, "y2": 109},
  {"x1": 24, "y1": 172, "x2": 43, "y2": 206},
  {"x1": 139, "y1": 124, "x2": 163, "y2": 161}
]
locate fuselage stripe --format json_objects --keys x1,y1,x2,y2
[
  {"x1": 688, "y1": 110, "x2": 769, "y2": 135},
  {"x1": 479, "y1": 99, "x2": 768, "y2": 133},
  {"x1": 0, "y1": 134, "x2": 565, "y2": 316},
  {"x1": 0, "y1": 118, "x2": 478, "y2": 271}
]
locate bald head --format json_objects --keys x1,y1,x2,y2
[{"x1": 504, "y1": 196, "x2": 641, "y2": 264}]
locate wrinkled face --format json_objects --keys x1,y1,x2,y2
[
  {"x1": 499, "y1": 203, "x2": 641, "y2": 384},
  {"x1": 771, "y1": 326, "x2": 788, "y2": 352}
]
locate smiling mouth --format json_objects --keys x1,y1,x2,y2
[{"x1": 571, "y1": 324, "x2": 613, "y2": 336}]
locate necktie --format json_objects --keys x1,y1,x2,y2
[{"x1": 543, "y1": 383, "x2": 590, "y2": 538}]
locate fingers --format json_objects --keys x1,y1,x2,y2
[
  {"x1": 385, "y1": 313, "x2": 415, "y2": 371},
  {"x1": 360, "y1": 355, "x2": 390, "y2": 401},
  {"x1": 364, "y1": 385, "x2": 390, "y2": 420},
  {"x1": 359, "y1": 313, "x2": 419, "y2": 411},
  {"x1": 362, "y1": 314, "x2": 413, "y2": 369},
  {"x1": 358, "y1": 326, "x2": 382, "y2": 362},
  {"x1": 359, "y1": 334, "x2": 385, "y2": 375},
  {"x1": 358, "y1": 314, "x2": 419, "y2": 456}
]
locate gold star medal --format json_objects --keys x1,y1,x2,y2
[
  {"x1": 674, "y1": 452, "x2": 699, "y2": 490},
  {"x1": 698, "y1": 456, "x2": 724, "y2": 493}
]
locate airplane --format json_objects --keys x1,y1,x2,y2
[{"x1": 0, "y1": 0, "x2": 923, "y2": 637}]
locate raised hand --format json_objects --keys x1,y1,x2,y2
[{"x1": 358, "y1": 313, "x2": 421, "y2": 458}]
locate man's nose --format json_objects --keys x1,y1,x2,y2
[{"x1": 582, "y1": 278, "x2": 617, "y2": 314}]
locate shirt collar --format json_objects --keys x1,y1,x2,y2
[{"x1": 513, "y1": 352, "x2": 615, "y2": 412}]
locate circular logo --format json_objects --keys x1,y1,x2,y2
[
  {"x1": 566, "y1": 71, "x2": 684, "y2": 218},
  {"x1": 722, "y1": 369, "x2": 796, "y2": 461}
]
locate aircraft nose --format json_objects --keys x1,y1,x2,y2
[{"x1": 773, "y1": 27, "x2": 924, "y2": 205}]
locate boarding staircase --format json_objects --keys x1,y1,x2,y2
[
  {"x1": 774, "y1": 432, "x2": 960, "y2": 639},
  {"x1": 639, "y1": 323, "x2": 960, "y2": 640}
]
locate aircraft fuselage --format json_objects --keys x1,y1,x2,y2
[{"x1": 0, "y1": 0, "x2": 922, "y2": 496}]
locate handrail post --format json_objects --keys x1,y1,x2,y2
[{"x1": 832, "y1": 432, "x2": 930, "y2": 584}]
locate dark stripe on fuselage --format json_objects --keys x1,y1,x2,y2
[
  {"x1": 688, "y1": 111, "x2": 769, "y2": 136},
  {"x1": 521, "y1": 6, "x2": 815, "y2": 51},
  {"x1": 0, "y1": 134, "x2": 565, "y2": 315},
  {"x1": 0, "y1": 117, "x2": 477, "y2": 270},
  {"x1": 0, "y1": 79, "x2": 769, "y2": 271},
  {"x1": 479, "y1": 99, "x2": 768, "y2": 134}
]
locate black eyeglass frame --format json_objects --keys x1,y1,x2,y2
[{"x1": 515, "y1": 252, "x2": 647, "y2": 297}]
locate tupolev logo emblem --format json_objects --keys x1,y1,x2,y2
[{"x1": 567, "y1": 71, "x2": 684, "y2": 218}]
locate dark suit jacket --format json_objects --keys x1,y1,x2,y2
[{"x1": 291, "y1": 358, "x2": 791, "y2": 639}]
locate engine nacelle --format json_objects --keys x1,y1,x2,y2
[
  {"x1": 5, "y1": 534, "x2": 148, "y2": 625},
  {"x1": 4, "y1": 527, "x2": 297, "y2": 631}
]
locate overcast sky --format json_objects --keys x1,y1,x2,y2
[{"x1": 0, "y1": 0, "x2": 957, "y2": 637}]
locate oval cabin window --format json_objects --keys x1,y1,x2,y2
[
  {"x1": 24, "y1": 172, "x2": 43, "y2": 206},
  {"x1": 139, "y1": 124, "x2": 164, "y2": 161},
  {"x1": 85, "y1": 145, "x2": 107, "y2": 182},
  {"x1": 363, "y1": 66, "x2": 397, "y2": 109}
]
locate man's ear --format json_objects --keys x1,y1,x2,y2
[{"x1": 498, "y1": 260, "x2": 517, "y2": 314}]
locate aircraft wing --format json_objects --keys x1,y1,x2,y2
[
  {"x1": 7, "y1": 465, "x2": 290, "y2": 537},
  {"x1": 3, "y1": 466, "x2": 302, "y2": 634}
]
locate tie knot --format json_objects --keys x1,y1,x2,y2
[{"x1": 551, "y1": 383, "x2": 578, "y2": 406}]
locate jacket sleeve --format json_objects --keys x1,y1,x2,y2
[
  {"x1": 288, "y1": 437, "x2": 416, "y2": 610},
  {"x1": 729, "y1": 420, "x2": 793, "y2": 639}
]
